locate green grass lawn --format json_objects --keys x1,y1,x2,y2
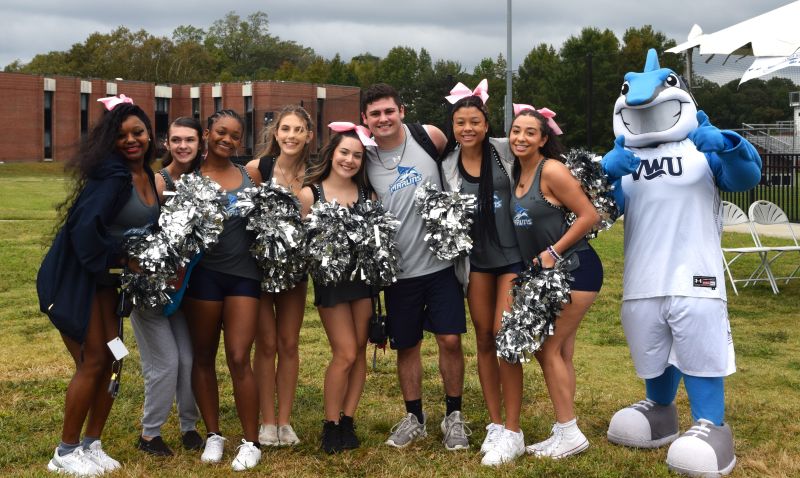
[{"x1": 1, "y1": 164, "x2": 798, "y2": 477}]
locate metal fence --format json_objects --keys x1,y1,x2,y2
[{"x1": 721, "y1": 153, "x2": 799, "y2": 222}]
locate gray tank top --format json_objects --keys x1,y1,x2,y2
[
  {"x1": 108, "y1": 184, "x2": 159, "y2": 243},
  {"x1": 199, "y1": 165, "x2": 261, "y2": 281},
  {"x1": 366, "y1": 124, "x2": 449, "y2": 279},
  {"x1": 458, "y1": 147, "x2": 521, "y2": 269},
  {"x1": 511, "y1": 159, "x2": 588, "y2": 264}
]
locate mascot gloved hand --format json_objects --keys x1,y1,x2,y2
[{"x1": 601, "y1": 49, "x2": 761, "y2": 477}]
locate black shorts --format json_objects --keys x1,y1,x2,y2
[
  {"x1": 470, "y1": 262, "x2": 524, "y2": 276},
  {"x1": 569, "y1": 247, "x2": 603, "y2": 292},
  {"x1": 384, "y1": 266, "x2": 466, "y2": 350},
  {"x1": 184, "y1": 265, "x2": 260, "y2": 301}
]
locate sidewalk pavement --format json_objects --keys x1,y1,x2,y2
[{"x1": 724, "y1": 223, "x2": 799, "y2": 239}]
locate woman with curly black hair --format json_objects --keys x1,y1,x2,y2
[{"x1": 38, "y1": 96, "x2": 158, "y2": 476}]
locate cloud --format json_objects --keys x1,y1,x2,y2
[{"x1": 1, "y1": 0, "x2": 792, "y2": 71}]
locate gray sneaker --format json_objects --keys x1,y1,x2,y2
[
  {"x1": 667, "y1": 419, "x2": 736, "y2": 477},
  {"x1": 607, "y1": 399, "x2": 679, "y2": 448},
  {"x1": 440, "y1": 411, "x2": 471, "y2": 450},
  {"x1": 386, "y1": 413, "x2": 427, "y2": 448}
]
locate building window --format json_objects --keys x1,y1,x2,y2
[
  {"x1": 80, "y1": 93, "x2": 89, "y2": 138},
  {"x1": 44, "y1": 91, "x2": 54, "y2": 159},
  {"x1": 245, "y1": 96, "x2": 254, "y2": 156},
  {"x1": 155, "y1": 97, "x2": 170, "y2": 147},
  {"x1": 192, "y1": 98, "x2": 200, "y2": 120},
  {"x1": 316, "y1": 98, "x2": 324, "y2": 152},
  {"x1": 214, "y1": 97, "x2": 222, "y2": 113}
]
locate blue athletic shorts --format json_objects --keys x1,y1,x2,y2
[
  {"x1": 384, "y1": 266, "x2": 466, "y2": 350},
  {"x1": 569, "y1": 247, "x2": 603, "y2": 292},
  {"x1": 184, "y1": 265, "x2": 260, "y2": 301}
]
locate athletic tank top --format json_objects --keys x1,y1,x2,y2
[
  {"x1": 511, "y1": 159, "x2": 589, "y2": 265},
  {"x1": 199, "y1": 165, "x2": 261, "y2": 281},
  {"x1": 458, "y1": 146, "x2": 521, "y2": 269},
  {"x1": 159, "y1": 168, "x2": 176, "y2": 191},
  {"x1": 108, "y1": 184, "x2": 159, "y2": 243},
  {"x1": 366, "y1": 124, "x2": 450, "y2": 279}
]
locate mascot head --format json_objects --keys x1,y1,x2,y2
[{"x1": 613, "y1": 48, "x2": 698, "y2": 147}]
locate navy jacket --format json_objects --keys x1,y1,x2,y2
[{"x1": 37, "y1": 153, "x2": 155, "y2": 343}]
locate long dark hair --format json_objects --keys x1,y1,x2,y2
[
  {"x1": 303, "y1": 131, "x2": 368, "y2": 193},
  {"x1": 161, "y1": 116, "x2": 204, "y2": 171},
  {"x1": 440, "y1": 95, "x2": 499, "y2": 245},
  {"x1": 510, "y1": 109, "x2": 565, "y2": 185},
  {"x1": 55, "y1": 102, "x2": 155, "y2": 232}
]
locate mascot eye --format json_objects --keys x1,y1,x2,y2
[
  {"x1": 665, "y1": 74, "x2": 679, "y2": 87},
  {"x1": 620, "y1": 82, "x2": 630, "y2": 95}
]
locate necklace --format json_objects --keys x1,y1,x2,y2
[
  {"x1": 277, "y1": 160, "x2": 303, "y2": 191},
  {"x1": 376, "y1": 131, "x2": 407, "y2": 171},
  {"x1": 517, "y1": 157, "x2": 544, "y2": 190}
]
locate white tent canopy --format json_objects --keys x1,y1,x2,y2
[{"x1": 667, "y1": 1, "x2": 800, "y2": 57}]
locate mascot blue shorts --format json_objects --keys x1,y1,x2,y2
[{"x1": 601, "y1": 49, "x2": 762, "y2": 477}]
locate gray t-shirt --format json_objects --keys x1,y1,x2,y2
[
  {"x1": 366, "y1": 124, "x2": 449, "y2": 279},
  {"x1": 458, "y1": 147, "x2": 522, "y2": 269}
]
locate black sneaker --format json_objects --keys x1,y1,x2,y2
[
  {"x1": 321, "y1": 421, "x2": 342, "y2": 454},
  {"x1": 339, "y1": 415, "x2": 360, "y2": 450},
  {"x1": 137, "y1": 436, "x2": 174, "y2": 456},
  {"x1": 181, "y1": 430, "x2": 204, "y2": 451}
]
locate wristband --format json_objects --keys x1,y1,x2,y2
[{"x1": 546, "y1": 245, "x2": 562, "y2": 262}]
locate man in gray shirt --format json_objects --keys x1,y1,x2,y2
[{"x1": 361, "y1": 83, "x2": 469, "y2": 451}]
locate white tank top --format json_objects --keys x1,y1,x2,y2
[{"x1": 621, "y1": 138, "x2": 726, "y2": 300}]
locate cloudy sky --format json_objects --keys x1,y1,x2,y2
[{"x1": 0, "y1": 0, "x2": 793, "y2": 76}]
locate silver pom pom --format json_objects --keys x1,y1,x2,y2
[
  {"x1": 240, "y1": 181, "x2": 307, "y2": 292},
  {"x1": 121, "y1": 174, "x2": 228, "y2": 308},
  {"x1": 563, "y1": 149, "x2": 619, "y2": 239},
  {"x1": 306, "y1": 200, "x2": 353, "y2": 286},
  {"x1": 414, "y1": 182, "x2": 477, "y2": 261},
  {"x1": 351, "y1": 200, "x2": 401, "y2": 287},
  {"x1": 495, "y1": 261, "x2": 572, "y2": 364}
]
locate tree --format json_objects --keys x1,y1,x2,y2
[
  {"x1": 378, "y1": 46, "x2": 420, "y2": 119},
  {"x1": 559, "y1": 27, "x2": 621, "y2": 150},
  {"x1": 327, "y1": 54, "x2": 358, "y2": 86}
]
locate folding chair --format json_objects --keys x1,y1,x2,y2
[
  {"x1": 748, "y1": 200, "x2": 800, "y2": 286},
  {"x1": 720, "y1": 201, "x2": 779, "y2": 294}
]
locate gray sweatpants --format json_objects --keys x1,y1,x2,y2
[{"x1": 130, "y1": 307, "x2": 199, "y2": 437}]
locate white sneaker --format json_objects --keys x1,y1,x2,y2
[
  {"x1": 231, "y1": 440, "x2": 261, "y2": 471},
  {"x1": 481, "y1": 428, "x2": 525, "y2": 466},
  {"x1": 47, "y1": 447, "x2": 103, "y2": 476},
  {"x1": 258, "y1": 424, "x2": 279, "y2": 446},
  {"x1": 85, "y1": 440, "x2": 121, "y2": 472},
  {"x1": 201, "y1": 434, "x2": 226, "y2": 463},
  {"x1": 278, "y1": 424, "x2": 300, "y2": 446},
  {"x1": 481, "y1": 423, "x2": 504, "y2": 455},
  {"x1": 525, "y1": 423, "x2": 558, "y2": 454},
  {"x1": 534, "y1": 424, "x2": 589, "y2": 459}
]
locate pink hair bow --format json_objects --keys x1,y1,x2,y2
[
  {"x1": 97, "y1": 94, "x2": 134, "y2": 111},
  {"x1": 446, "y1": 79, "x2": 489, "y2": 104},
  {"x1": 328, "y1": 122, "x2": 377, "y2": 147},
  {"x1": 512, "y1": 103, "x2": 563, "y2": 135}
]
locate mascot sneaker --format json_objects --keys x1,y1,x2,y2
[
  {"x1": 607, "y1": 399, "x2": 679, "y2": 448},
  {"x1": 666, "y1": 419, "x2": 736, "y2": 477}
]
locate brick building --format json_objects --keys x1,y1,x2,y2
[{"x1": 0, "y1": 72, "x2": 362, "y2": 162}]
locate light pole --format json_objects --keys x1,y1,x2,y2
[{"x1": 505, "y1": 0, "x2": 513, "y2": 133}]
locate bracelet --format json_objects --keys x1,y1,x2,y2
[{"x1": 546, "y1": 245, "x2": 562, "y2": 262}]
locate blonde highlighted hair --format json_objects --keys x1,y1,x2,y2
[{"x1": 253, "y1": 105, "x2": 315, "y2": 167}]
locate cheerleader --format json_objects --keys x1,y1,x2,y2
[
  {"x1": 245, "y1": 105, "x2": 314, "y2": 447},
  {"x1": 298, "y1": 123, "x2": 376, "y2": 453},
  {"x1": 38, "y1": 96, "x2": 157, "y2": 476}
]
